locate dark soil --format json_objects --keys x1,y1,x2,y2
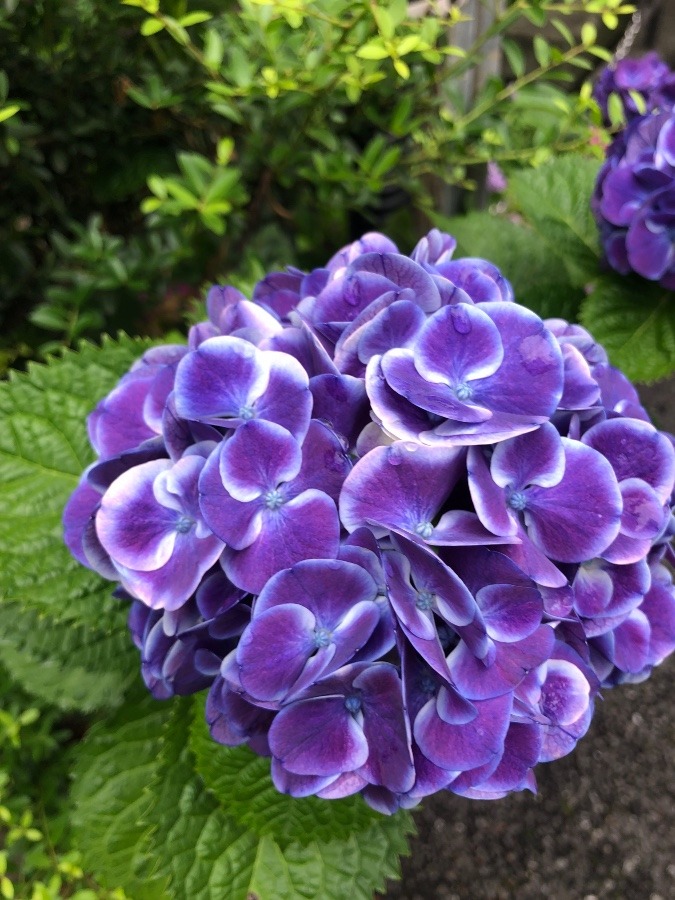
[{"x1": 383, "y1": 377, "x2": 675, "y2": 900}]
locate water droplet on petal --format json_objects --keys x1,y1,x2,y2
[
  {"x1": 451, "y1": 306, "x2": 472, "y2": 334},
  {"x1": 518, "y1": 333, "x2": 557, "y2": 376}
]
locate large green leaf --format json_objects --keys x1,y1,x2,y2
[
  {"x1": 71, "y1": 689, "x2": 171, "y2": 900},
  {"x1": 73, "y1": 695, "x2": 414, "y2": 900},
  {"x1": 580, "y1": 275, "x2": 675, "y2": 382},
  {"x1": 189, "y1": 695, "x2": 389, "y2": 846},
  {"x1": 0, "y1": 334, "x2": 154, "y2": 709},
  {"x1": 507, "y1": 154, "x2": 602, "y2": 285},
  {"x1": 442, "y1": 209, "x2": 584, "y2": 322}
]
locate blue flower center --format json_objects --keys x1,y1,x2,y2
[
  {"x1": 175, "y1": 515, "x2": 195, "y2": 534},
  {"x1": 313, "y1": 626, "x2": 332, "y2": 649},
  {"x1": 507, "y1": 489, "x2": 527, "y2": 511},
  {"x1": 454, "y1": 382, "x2": 473, "y2": 401},
  {"x1": 344, "y1": 694, "x2": 362, "y2": 715},
  {"x1": 263, "y1": 489, "x2": 284, "y2": 510},
  {"x1": 239, "y1": 405, "x2": 255, "y2": 420},
  {"x1": 415, "y1": 521, "x2": 434, "y2": 539},
  {"x1": 415, "y1": 589, "x2": 435, "y2": 611}
]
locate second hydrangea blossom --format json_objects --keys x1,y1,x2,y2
[
  {"x1": 593, "y1": 53, "x2": 675, "y2": 288},
  {"x1": 63, "y1": 229, "x2": 675, "y2": 814}
]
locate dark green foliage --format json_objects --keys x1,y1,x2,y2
[
  {"x1": 72, "y1": 696, "x2": 414, "y2": 900},
  {"x1": 581, "y1": 276, "x2": 675, "y2": 383},
  {"x1": 443, "y1": 210, "x2": 585, "y2": 322},
  {"x1": 0, "y1": 0, "x2": 614, "y2": 367},
  {"x1": 0, "y1": 335, "x2": 154, "y2": 711}
]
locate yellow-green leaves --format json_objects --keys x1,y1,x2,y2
[{"x1": 142, "y1": 151, "x2": 247, "y2": 235}]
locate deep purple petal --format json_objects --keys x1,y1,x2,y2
[
  {"x1": 540, "y1": 658, "x2": 591, "y2": 726},
  {"x1": 612, "y1": 610, "x2": 651, "y2": 673},
  {"x1": 470, "y1": 303, "x2": 564, "y2": 418},
  {"x1": 491, "y1": 423, "x2": 565, "y2": 490},
  {"x1": 354, "y1": 664, "x2": 415, "y2": 793},
  {"x1": 449, "y1": 625, "x2": 555, "y2": 700},
  {"x1": 626, "y1": 212, "x2": 675, "y2": 280},
  {"x1": 97, "y1": 459, "x2": 176, "y2": 571},
  {"x1": 452, "y1": 722, "x2": 541, "y2": 798},
  {"x1": 269, "y1": 696, "x2": 368, "y2": 776},
  {"x1": 582, "y1": 418, "x2": 675, "y2": 503},
  {"x1": 253, "y1": 350, "x2": 312, "y2": 440},
  {"x1": 222, "y1": 490, "x2": 340, "y2": 593},
  {"x1": 270, "y1": 760, "x2": 339, "y2": 798},
  {"x1": 114, "y1": 528, "x2": 223, "y2": 611},
  {"x1": 415, "y1": 303, "x2": 504, "y2": 385},
  {"x1": 219, "y1": 420, "x2": 301, "y2": 501},
  {"x1": 174, "y1": 336, "x2": 268, "y2": 425},
  {"x1": 206, "y1": 674, "x2": 274, "y2": 747},
  {"x1": 467, "y1": 447, "x2": 517, "y2": 537},
  {"x1": 348, "y1": 252, "x2": 441, "y2": 313},
  {"x1": 309, "y1": 374, "x2": 370, "y2": 447},
  {"x1": 477, "y1": 584, "x2": 543, "y2": 642},
  {"x1": 237, "y1": 604, "x2": 321, "y2": 701},
  {"x1": 255, "y1": 558, "x2": 377, "y2": 623},
  {"x1": 285, "y1": 420, "x2": 351, "y2": 502},
  {"x1": 339, "y1": 442, "x2": 465, "y2": 539},
  {"x1": 88, "y1": 370, "x2": 157, "y2": 459},
  {"x1": 380, "y1": 350, "x2": 491, "y2": 423},
  {"x1": 524, "y1": 439, "x2": 622, "y2": 563},
  {"x1": 63, "y1": 477, "x2": 102, "y2": 569},
  {"x1": 414, "y1": 691, "x2": 512, "y2": 771}
]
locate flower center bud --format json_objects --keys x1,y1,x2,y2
[
  {"x1": 507, "y1": 489, "x2": 527, "y2": 511},
  {"x1": 454, "y1": 382, "x2": 473, "y2": 401},
  {"x1": 415, "y1": 589, "x2": 435, "y2": 611},
  {"x1": 313, "y1": 626, "x2": 332, "y2": 649},
  {"x1": 263, "y1": 489, "x2": 284, "y2": 510},
  {"x1": 415, "y1": 521, "x2": 434, "y2": 539},
  {"x1": 239, "y1": 405, "x2": 255, "y2": 420},
  {"x1": 344, "y1": 694, "x2": 362, "y2": 715},
  {"x1": 175, "y1": 515, "x2": 195, "y2": 534}
]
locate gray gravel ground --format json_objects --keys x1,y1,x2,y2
[{"x1": 383, "y1": 377, "x2": 675, "y2": 900}]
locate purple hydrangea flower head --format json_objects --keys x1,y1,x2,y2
[
  {"x1": 593, "y1": 110, "x2": 675, "y2": 287},
  {"x1": 63, "y1": 228, "x2": 675, "y2": 812},
  {"x1": 593, "y1": 53, "x2": 675, "y2": 126}
]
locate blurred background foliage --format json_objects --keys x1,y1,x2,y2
[{"x1": 0, "y1": 0, "x2": 629, "y2": 370}]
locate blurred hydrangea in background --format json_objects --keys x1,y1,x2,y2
[{"x1": 593, "y1": 54, "x2": 675, "y2": 287}]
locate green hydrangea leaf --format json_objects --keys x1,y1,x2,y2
[
  {"x1": 507, "y1": 154, "x2": 602, "y2": 285},
  {"x1": 0, "y1": 600, "x2": 137, "y2": 712},
  {"x1": 74, "y1": 694, "x2": 414, "y2": 900},
  {"x1": 155, "y1": 698, "x2": 413, "y2": 899},
  {"x1": 71, "y1": 689, "x2": 171, "y2": 900},
  {"x1": 580, "y1": 275, "x2": 675, "y2": 382},
  {"x1": 189, "y1": 694, "x2": 396, "y2": 846},
  {"x1": 440, "y1": 210, "x2": 584, "y2": 321},
  {"x1": 0, "y1": 334, "x2": 156, "y2": 708}
]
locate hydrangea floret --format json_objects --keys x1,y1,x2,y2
[{"x1": 63, "y1": 229, "x2": 675, "y2": 814}]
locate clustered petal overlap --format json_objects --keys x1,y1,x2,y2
[
  {"x1": 593, "y1": 53, "x2": 675, "y2": 288},
  {"x1": 63, "y1": 230, "x2": 675, "y2": 814}
]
